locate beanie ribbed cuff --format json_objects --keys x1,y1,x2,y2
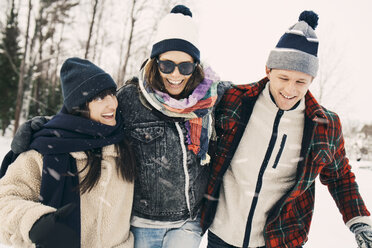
[
  {"x1": 151, "y1": 38, "x2": 200, "y2": 63},
  {"x1": 266, "y1": 49, "x2": 318, "y2": 77},
  {"x1": 64, "y1": 73, "x2": 116, "y2": 112}
]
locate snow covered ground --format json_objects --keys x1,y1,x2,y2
[{"x1": 0, "y1": 136, "x2": 371, "y2": 248}]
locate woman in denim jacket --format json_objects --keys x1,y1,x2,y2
[
  {"x1": 117, "y1": 5, "x2": 230, "y2": 248},
  {"x1": 6, "y1": 5, "x2": 230, "y2": 248}
]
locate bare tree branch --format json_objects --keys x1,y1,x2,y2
[
  {"x1": 118, "y1": 0, "x2": 136, "y2": 86},
  {"x1": 13, "y1": 0, "x2": 31, "y2": 135},
  {"x1": 84, "y1": 0, "x2": 99, "y2": 59}
]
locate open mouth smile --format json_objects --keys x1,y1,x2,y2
[
  {"x1": 167, "y1": 79, "x2": 183, "y2": 86},
  {"x1": 280, "y1": 92, "x2": 296, "y2": 100},
  {"x1": 102, "y1": 112, "x2": 115, "y2": 119}
]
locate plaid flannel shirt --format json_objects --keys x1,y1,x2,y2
[{"x1": 200, "y1": 78, "x2": 370, "y2": 248}]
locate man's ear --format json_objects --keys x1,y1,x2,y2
[{"x1": 265, "y1": 66, "x2": 271, "y2": 78}]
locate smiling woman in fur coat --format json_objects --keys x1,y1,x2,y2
[{"x1": 0, "y1": 57, "x2": 136, "y2": 248}]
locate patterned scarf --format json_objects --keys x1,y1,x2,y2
[{"x1": 139, "y1": 67, "x2": 219, "y2": 165}]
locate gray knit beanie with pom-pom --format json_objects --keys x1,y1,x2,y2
[{"x1": 266, "y1": 10, "x2": 319, "y2": 77}]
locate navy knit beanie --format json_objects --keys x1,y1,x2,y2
[
  {"x1": 266, "y1": 10, "x2": 319, "y2": 77},
  {"x1": 150, "y1": 5, "x2": 200, "y2": 63},
  {"x1": 60, "y1": 57, "x2": 117, "y2": 112}
]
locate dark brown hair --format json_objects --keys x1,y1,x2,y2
[
  {"x1": 143, "y1": 58, "x2": 205, "y2": 99},
  {"x1": 69, "y1": 89, "x2": 136, "y2": 194}
]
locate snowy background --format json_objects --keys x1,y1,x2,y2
[{"x1": 1, "y1": 0, "x2": 372, "y2": 247}]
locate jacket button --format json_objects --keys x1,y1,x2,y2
[{"x1": 140, "y1": 199, "x2": 148, "y2": 207}]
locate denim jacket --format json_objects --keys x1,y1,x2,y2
[{"x1": 117, "y1": 79, "x2": 230, "y2": 221}]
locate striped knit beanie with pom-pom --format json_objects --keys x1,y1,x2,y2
[
  {"x1": 266, "y1": 10, "x2": 319, "y2": 77},
  {"x1": 150, "y1": 5, "x2": 200, "y2": 63}
]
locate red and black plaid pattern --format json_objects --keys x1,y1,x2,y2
[{"x1": 201, "y1": 78, "x2": 370, "y2": 248}]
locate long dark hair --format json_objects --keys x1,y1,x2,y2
[
  {"x1": 69, "y1": 88, "x2": 136, "y2": 194},
  {"x1": 143, "y1": 57, "x2": 205, "y2": 99}
]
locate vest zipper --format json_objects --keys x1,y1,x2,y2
[
  {"x1": 243, "y1": 109, "x2": 284, "y2": 248},
  {"x1": 272, "y1": 134, "x2": 287, "y2": 169}
]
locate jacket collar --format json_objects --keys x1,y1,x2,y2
[
  {"x1": 234, "y1": 77, "x2": 269, "y2": 98},
  {"x1": 304, "y1": 91, "x2": 329, "y2": 125}
]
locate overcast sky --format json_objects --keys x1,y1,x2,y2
[{"x1": 195, "y1": 0, "x2": 372, "y2": 123}]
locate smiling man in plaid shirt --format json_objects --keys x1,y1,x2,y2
[{"x1": 201, "y1": 11, "x2": 372, "y2": 248}]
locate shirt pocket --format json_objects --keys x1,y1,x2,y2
[
  {"x1": 311, "y1": 148, "x2": 333, "y2": 177},
  {"x1": 129, "y1": 122, "x2": 165, "y2": 165}
]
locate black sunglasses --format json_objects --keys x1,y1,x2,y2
[{"x1": 157, "y1": 59, "x2": 197, "y2": 75}]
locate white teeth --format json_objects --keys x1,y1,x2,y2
[
  {"x1": 102, "y1": 112, "x2": 114, "y2": 117},
  {"x1": 281, "y1": 93, "x2": 294, "y2": 99},
  {"x1": 168, "y1": 79, "x2": 182, "y2": 85}
]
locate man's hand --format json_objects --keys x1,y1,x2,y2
[
  {"x1": 350, "y1": 223, "x2": 372, "y2": 248},
  {"x1": 11, "y1": 116, "x2": 50, "y2": 154}
]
